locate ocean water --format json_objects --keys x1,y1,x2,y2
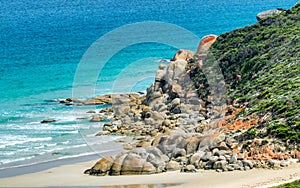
[{"x1": 0, "y1": 0, "x2": 298, "y2": 169}]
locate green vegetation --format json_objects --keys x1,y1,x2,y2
[
  {"x1": 244, "y1": 127, "x2": 257, "y2": 139},
  {"x1": 208, "y1": 3, "x2": 300, "y2": 143},
  {"x1": 270, "y1": 179, "x2": 300, "y2": 188}
]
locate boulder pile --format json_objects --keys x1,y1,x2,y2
[{"x1": 58, "y1": 34, "x2": 299, "y2": 176}]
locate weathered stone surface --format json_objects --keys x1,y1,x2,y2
[
  {"x1": 172, "y1": 49, "x2": 194, "y2": 61},
  {"x1": 190, "y1": 151, "x2": 205, "y2": 167},
  {"x1": 166, "y1": 60, "x2": 188, "y2": 84},
  {"x1": 209, "y1": 156, "x2": 219, "y2": 163},
  {"x1": 198, "y1": 133, "x2": 226, "y2": 150},
  {"x1": 90, "y1": 114, "x2": 104, "y2": 122},
  {"x1": 213, "y1": 160, "x2": 227, "y2": 171},
  {"x1": 155, "y1": 64, "x2": 167, "y2": 82},
  {"x1": 218, "y1": 156, "x2": 226, "y2": 161},
  {"x1": 121, "y1": 153, "x2": 146, "y2": 175},
  {"x1": 172, "y1": 148, "x2": 186, "y2": 158},
  {"x1": 90, "y1": 156, "x2": 114, "y2": 175},
  {"x1": 146, "y1": 146, "x2": 169, "y2": 168},
  {"x1": 166, "y1": 161, "x2": 181, "y2": 171},
  {"x1": 110, "y1": 153, "x2": 127, "y2": 176},
  {"x1": 229, "y1": 153, "x2": 238, "y2": 164},
  {"x1": 181, "y1": 164, "x2": 196, "y2": 173},
  {"x1": 201, "y1": 152, "x2": 212, "y2": 162},
  {"x1": 142, "y1": 161, "x2": 156, "y2": 174},
  {"x1": 242, "y1": 160, "x2": 254, "y2": 169},
  {"x1": 256, "y1": 9, "x2": 283, "y2": 21},
  {"x1": 280, "y1": 161, "x2": 289, "y2": 167}
]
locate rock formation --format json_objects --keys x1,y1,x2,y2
[
  {"x1": 60, "y1": 4, "x2": 300, "y2": 176},
  {"x1": 196, "y1": 34, "x2": 217, "y2": 53},
  {"x1": 256, "y1": 9, "x2": 283, "y2": 21}
]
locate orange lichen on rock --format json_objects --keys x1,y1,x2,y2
[
  {"x1": 218, "y1": 106, "x2": 260, "y2": 132},
  {"x1": 196, "y1": 34, "x2": 218, "y2": 53},
  {"x1": 204, "y1": 105, "x2": 299, "y2": 162},
  {"x1": 243, "y1": 139, "x2": 299, "y2": 161},
  {"x1": 247, "y1": 146, "x2": 292, "y2": 161},
  {"x1": 291, "y1": 150, "x2": 300, "y2": 160}
]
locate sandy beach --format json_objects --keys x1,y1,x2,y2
[{"x1": 0, "y1": 160, "x2": 299, "y2": 188}]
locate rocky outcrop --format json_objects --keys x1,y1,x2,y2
[
  {"x1": 60, "y1": 93, "x2": 141, "y2": 106},
  {"x1": 83, "y1": 5, "x2": 300, "y2": 175},
  {"x1": 256, "y1": 9, "x2": 283, "y2": 21},
  {"x1": 196, "y1": 35, "x2": 218, "y2": 53},
  {"x1": 86, "y1": 129, "x2": 297, "y2": 175},
  {"x1": 85, "y1": 34, "x2": 225, "y2": 176},
  {"x1": 85, "y1": 147, "x2": 169, "y2": 175},
  {"x1": 94, "y1": 47, "x2": 210, "y2": 137},
  {"x1": 172, "y1": 49, "x2": 194, "y2": 61}
]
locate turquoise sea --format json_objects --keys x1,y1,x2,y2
[{"x1": 0, "y1": 0, "x2": 299, "y2": 169}]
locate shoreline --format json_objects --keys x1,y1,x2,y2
[
  {"x1": 0, "y1": 158, "x2": 299, "y2": 188},
  {"x1": 0, "y1": 148, "x2": 120, "y2": 178}
]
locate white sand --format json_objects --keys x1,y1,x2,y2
[{"x1": 0, "y1": 160, "x2": 299, "y2": 188}]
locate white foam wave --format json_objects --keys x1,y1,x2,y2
[
  {"x1": 34, "y1": 145, "x2": 45, "y2": 149},
  {"x1": 56, "y1": 130, "x2": 79, "y2": 135},
  {"x1": 61, "y1": 141, "x2": 70, "y2": 145},
  {"x1": 0, "y1": 156, "x2": 34, "y2": 165},
  {"x1": 2, "y1": 151, "x2": 15, "y2": 156},
  {"x1": 57, "y1": 152, "x2": 96, "y2": 160},
  {"x1": 3, "y1": 137, "x2": 52, "y2": 147},
  {"x1": 44, "y1": 144, "x2": 87, "y2": 153},
  {"x1": 4, "y1": 124, "x2": 80, "y2": 134},
  {"x1": 46, "y1": 143, "x2": 57, "y2": 147},
  {"x1": 65, "y1": 144, "x2": 87, "y2": 149}
]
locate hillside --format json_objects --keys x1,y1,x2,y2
[{"x1": 207, "y1": 3, "x2": 300, "y2": 145}]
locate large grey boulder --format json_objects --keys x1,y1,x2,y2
[{"x1": 256, "y1": 9, "x2": 283, "y2": 21}]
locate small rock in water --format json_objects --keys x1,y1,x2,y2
[
  {"x1": 90, "y1": 114, "x2": 104, "y2": 122},
  {"x1": 41, "y1": 119, "x2": 56, "y2": 123},
  {"x1": 86, "y1": 110, "x2": 96, "y2": 113}
]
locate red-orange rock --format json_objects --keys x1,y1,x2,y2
[{"x1": 196, "y1": 34, "x2": 218, "y2": 53}]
